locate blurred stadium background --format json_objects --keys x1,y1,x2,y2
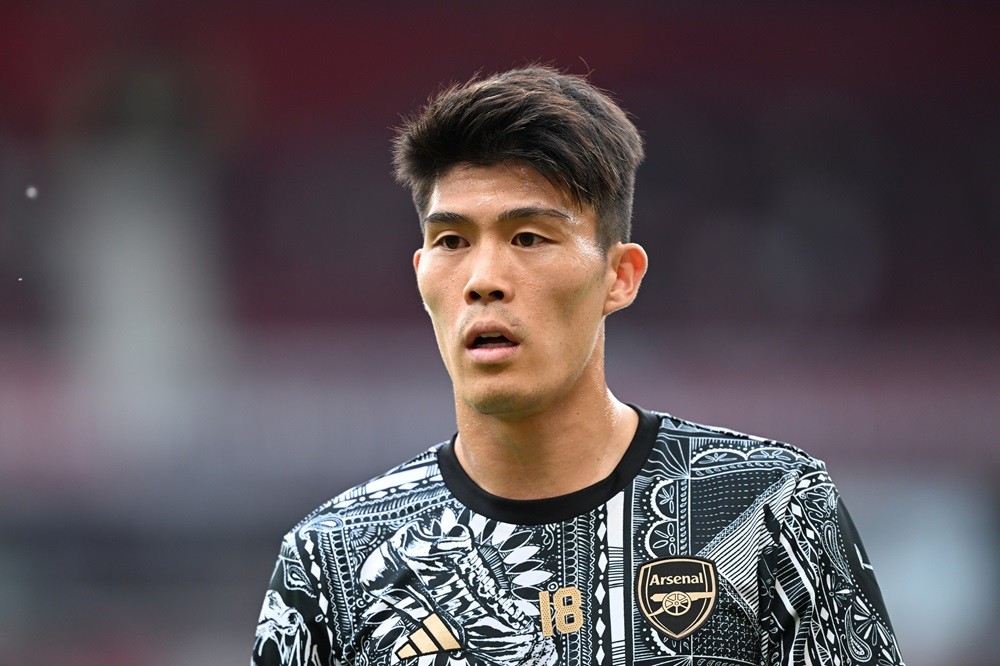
[{"x1": 1, "y1": 3, "x2": 998, "y2": 664}]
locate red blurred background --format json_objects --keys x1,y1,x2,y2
[{"x1": 1, "y1": 3, "x2": 997, "y2": 664}]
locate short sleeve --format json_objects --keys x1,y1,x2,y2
[
  {"x1": 758, "y1": 469, "x2": 905, "y2": 665},
  {"x1": 252, "y1": 531, "x2": 330, "y2": 666}
]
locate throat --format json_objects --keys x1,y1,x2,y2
[{"x1": 454, "y1": 402, "x2": 639, "y2": 500}]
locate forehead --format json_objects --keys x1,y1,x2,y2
[{"x1": 427, "y1": 162, "x2": 578, "y2": 217}]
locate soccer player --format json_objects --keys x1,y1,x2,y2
[{"x1": 252, "y1": 66, "x2": 905, "y2": 666}]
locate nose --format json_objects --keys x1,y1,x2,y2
[{"x1": 465, "y1": 244, "x2": 512, "y2": 304}]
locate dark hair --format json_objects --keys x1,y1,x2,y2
[{"x1": 393, "y1": 65, "x2": 644, "y2": 249}]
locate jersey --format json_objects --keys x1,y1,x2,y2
[{"x1": 252, "y1": 407, "x2": 905, "y2": 666}]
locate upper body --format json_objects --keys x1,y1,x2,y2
[
  {"x1": 253, "y1": 406, "x2": 904, "y2": 666},
  {"x1": 252, "y1": 66, "x2": 904, "y2": 665}
]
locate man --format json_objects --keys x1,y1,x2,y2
[{"x1": 252, "y1": 66, "x2": 904, "y2": 666}]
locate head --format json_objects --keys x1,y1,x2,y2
[
  {"x1": 397, "y1": 67, "x2": 648, "y2": 419},
  {"x1": 393, "y1": 65, "x2": 645, "y2": 252}
]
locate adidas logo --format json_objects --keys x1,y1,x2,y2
[{"x1": 395, "y1": 613, "x2": 461, "y2": 659}]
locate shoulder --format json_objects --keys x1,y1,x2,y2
[
  {"x1": 285, "y1": 442, "x2": 451, "y2": 541},
  {"x1": 646, "y1": 408, "x2": 828, "y2": 477}
]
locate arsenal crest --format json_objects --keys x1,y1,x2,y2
[{"x1": 636, "y1": 557, "x2": 717, "y2": 640}]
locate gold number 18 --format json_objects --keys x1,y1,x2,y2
[{"x1": 538, "y1": 586, "x2": 583, "y2": 636}]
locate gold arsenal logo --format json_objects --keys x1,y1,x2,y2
[{"x1": 636, "y1": 557, "x2": 717, "y2": 640}]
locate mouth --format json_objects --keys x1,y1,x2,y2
[
  {"x1": 469, "y1": 332, "x2": 518, "y2": 350},
  {"x1": 464, "y1": 324, "x2": 521, "y2": 363}
]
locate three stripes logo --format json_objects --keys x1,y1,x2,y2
[{"x1": 394, "y1": 612, "x2": 461, "y2": 660}]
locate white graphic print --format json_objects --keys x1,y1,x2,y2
[
  {"x1": 253, "y1": 410, "x2": 905, "y2": 665},
  {"x1": 360, "y1": 510, "x2": 557, "y2": 665},
  {"x1": 254, "y1": 590, "x2": 321, "y2": 666}
]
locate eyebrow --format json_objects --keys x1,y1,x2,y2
[{"x1": 422, "y1": 206, "x2": 573, "y2": 226}]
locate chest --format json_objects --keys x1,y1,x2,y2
[{"x1": 327, "y1": 500, "x2": 765, "y2": 665}]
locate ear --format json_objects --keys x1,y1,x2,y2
[
  {"x1": 413, "y1": 248, "x2": 423, "y2": 274},
  {"x1": 603, "y1": 242, "x2": 648, "y2": 316}
]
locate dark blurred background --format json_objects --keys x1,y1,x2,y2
[{"x1": 1, "y1": 2, "x2": 998, "y2": 664}]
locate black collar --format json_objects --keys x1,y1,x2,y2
[{"x1": 437, "y1": 405, "x2": 660, "y2": 525}]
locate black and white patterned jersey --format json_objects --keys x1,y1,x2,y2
[{"x1": 252, "y1": 406, "x2": 905, "y2": 666}]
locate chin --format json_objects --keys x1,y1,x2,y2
[{"x1": 462, "y1": 386, "x2": 538, "y2": 418}]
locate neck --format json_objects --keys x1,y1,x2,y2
[{"x1": 453, "y1": 384, "x2": 638, "y2": 500}]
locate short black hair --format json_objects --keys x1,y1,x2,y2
[{"x1": 393, "y1": 65, "x2": 644, "y2": 250}]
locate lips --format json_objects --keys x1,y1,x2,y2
[
  {"x1": 464, "y1": 322, "x2": 520, "y2": 349},
  {"x1": 470, "y1": 332, "x2": 516, "y2": 349},
  {"x1": 464, "y1": 323, "x2": 520, "y2": 362}
]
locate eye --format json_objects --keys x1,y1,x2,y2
[
  {"x1": 434, "y1": 234, "x2": 467, "y2": 250},
  {"x1": 513, "y1": 232, "x2": 541, "y2": 247}
]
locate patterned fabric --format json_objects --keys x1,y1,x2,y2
[{"x1": 252, "y1": 407, "x2": 904, "y2": 665}]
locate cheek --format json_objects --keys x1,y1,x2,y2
[
  {"x1": 548, "y1": 266, "x2": 608, "y2": 321},
  {"x1": 416, "y1": 264, "x2": 446, "y2": 309},
  {"x1": 417, "y1": 269, "x2": 460, "y2": 337},
  {"x1": 525, "y1": 282, "x2": 602, "y2": 364},
  {"x1": 416, "y1": 275, "x2": 433, "y2": 310}
]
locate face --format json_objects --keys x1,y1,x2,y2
[{"x1": 413, "y1": 162, "x2": 641, "y2": 419}]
